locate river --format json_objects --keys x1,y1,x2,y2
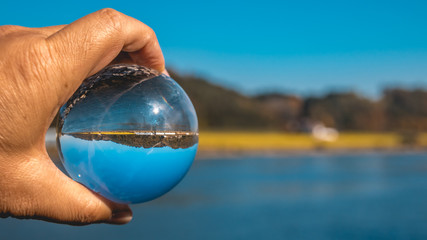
[{"x1": 2, "y1": 152, "x2": 427, "y2": 239}]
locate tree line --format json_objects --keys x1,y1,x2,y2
[{"x1": 171, "y1": 71, "x2": 427, "y2": 132}]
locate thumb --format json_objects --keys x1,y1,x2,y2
[{"x1": 1, "y1": 151, "x2": 132, "y2": 225}]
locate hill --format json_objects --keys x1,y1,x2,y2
[
  {"x1": 52, "y1": 68, "x2": 427, "y2": 133},
  {"x1": 171, "y1": 70, "x2": 427, "y2": 132},
  {"x1": 170, "y1": 71, "x2": 276, "y2": 130}
]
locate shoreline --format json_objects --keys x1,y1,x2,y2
[
  {"x1": 195, "y1": 147, "x2": 427, "y2": 160},
  {"x1": 47, "y1": 142, "x2": 427, "y2": 162},
  {"x1": 46, "y1": 129, "x2": 427, "y2": 161}
]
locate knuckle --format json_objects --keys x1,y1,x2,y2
[
  {"x1": 146, "y1": 25, "x2": 156, "y2": 37},
  {"x1": 0, "y1": 25, "x2": 24, "y2": 37},
  {"x1": 97, "y1": 8, "x2": 123, "y2": 32},
  {"x1": 0, "y1": 25, "x2": 16, "y2": 37},
  {"x1": 144, "y1": 26, "x2": 157, "y2": 41},
  {"x1": 139, "y1": 25, "x2": 158, "y2": 48},
  {"x1": 75, "y1": 200, "x2": 107, "y2": 223},
  {"x1": 17, "y1": 40, "x2": 52, "y2": 79},
  {"x1": 0, "y1": 31, "x2": 51, "y2": 84},
  {"x1": 0, "y1": 26, "x2": 40, "y2": 39}
]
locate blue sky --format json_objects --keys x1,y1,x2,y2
[{"x1": 2, "y1": 0, "x2": 427, "y2": 98}]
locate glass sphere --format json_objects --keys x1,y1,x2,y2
[{"x1": 56, "y1": 64, "x2": 198, "y2": 204}]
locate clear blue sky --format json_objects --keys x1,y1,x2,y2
[{"x1": 2, "y1": 0, "x2": 427, "y2": 98}]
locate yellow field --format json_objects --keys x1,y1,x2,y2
[{"x1": 198, "y1": 131, "x2": 427, "y2": 151}]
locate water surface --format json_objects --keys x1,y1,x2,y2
[{"x1": 3, "y1": 152, "x2": 427, "y2": 240}]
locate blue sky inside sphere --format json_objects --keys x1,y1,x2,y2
[{"x1": 2, "y1": 0, "x2": 427, "y2": 98}]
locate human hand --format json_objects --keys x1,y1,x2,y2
[{"x1": 0, "y1": 9, "x2": 165, "y2": 225}]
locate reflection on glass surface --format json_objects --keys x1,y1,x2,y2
[{"x1": 57, "y1": 64, "x2": 198, "y2": 204}]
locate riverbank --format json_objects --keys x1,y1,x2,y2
[
  {"x1": 198, "y1": 131, "x2": 427, "y2": 151},
  {"x1": 47, "y1": 130, "x2": 427, "y2": 160},
  {"x1": 193, "y1": 131, "x2": 427, "y2": 159}
]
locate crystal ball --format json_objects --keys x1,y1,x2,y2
[{"x1": 56, "y1": 64, "x2": 198, "y2": 204}]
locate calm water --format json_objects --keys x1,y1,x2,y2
[{"x1": 3, "y1": 152, "x2": 427, "y2": 240}]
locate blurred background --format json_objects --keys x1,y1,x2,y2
[{"x1": 3, "y1": 0, "x2": 427, "y2": 239}]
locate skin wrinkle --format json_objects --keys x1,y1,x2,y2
[
  {"x1": 96, "y1": 8, "x2": 124, "y2": 36},
  {"x1": 38, "y1": 41, "x2": 64, "y2": 116},
  {"x1": 0, "y1": 152, "x2": 37, "y2": 213},
  {"x1": 46, "y1": 32, "x2": 81, "y2": 90},
  {"x1": 46, "y1": 48, "x2": 75, "y2": 105},
  {"x1": 46, "y1": 17, "x2": 123, "y2": 91},
  {"x1": 6, "y1": 64, "x2": 41, "y2": 147}
]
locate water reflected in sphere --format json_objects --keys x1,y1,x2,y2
[{"x1": 56, "y1": 64, "x2": 198, "y2": 204}]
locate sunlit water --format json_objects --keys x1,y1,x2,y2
[{"x1": 3, "y1": 152, "x2": 427, "y2": 240}]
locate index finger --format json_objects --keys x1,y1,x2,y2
[{"x1": 45, "y1": 8, "x2": 165, "y2": 87}]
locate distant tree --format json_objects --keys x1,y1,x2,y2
[
  {"x1": 302, "y1": 92, "x2": 384, "y2": 131},
  {"x1": 170, "y1": 70, "x2": 275, "y2": 130},
  {"x1": 50, "y1": 66, "x2": 427, "y2": 133},
  {"x1": 162, "y1": 69, "x2": 427, "y2": 132},
  {"x1": 255, "y1": 93, "x2": 303, "y2": 131},
  {"x1": 383, "y1": 88, "x2": 427, "y2": 131}
]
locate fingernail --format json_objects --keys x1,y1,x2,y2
[{"x1": 108, "y1": 210, "x2": 133, "y2": 225}]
